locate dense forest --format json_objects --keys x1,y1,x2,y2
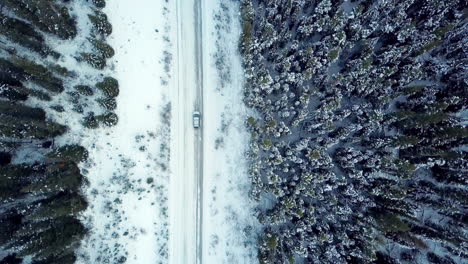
[
  {"x1": 240, "y1": 0, "x2": 467, "y2": 263},
  {"x1": 0, "y1": 0, "x2": 116, "y2": 263}
]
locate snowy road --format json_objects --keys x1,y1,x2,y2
[
  {"x1": 170, "y1": 1, "x2": 260, "y2": 263},
  {"x1": 194, "y1": 0, "x2": 205, "y2": 263},
  {"x1": 168, "y1": 0, "x2": 202, "y2": 263}
]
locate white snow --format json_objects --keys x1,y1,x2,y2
[
  {"x1": 201, "y1": 1, "x2": 261, "y2": 263},
  {"x1": 70, "y1": 1, "x2": 172, "y2": 263},
  {"x1": 167, "y1": 0, "x2": 261, "y2": 263},
  {"x1": 10, "y1": 0, "x2": 261, "y2": 262},
  {"x1": 6, "y1": 0, "x2": 172, "y2": 260},
  {"x1": 167, "y1": 0, "x2": 198, "y2": 262}
]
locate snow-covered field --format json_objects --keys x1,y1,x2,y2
[
  {"x1": 202, "y1": 1, "x2": 261, "y2": 263},
  {"x1": 74, "y1": 1, "x2": 173, "y2": 263}
]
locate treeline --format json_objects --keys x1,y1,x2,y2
[
  {"x1": 240, "y1": 0, "x2": 467, "y2": 263},
  {"x1": 1, "y1": 0, "x2": 116, "y2": 262}
]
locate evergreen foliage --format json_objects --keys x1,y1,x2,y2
[
  {"x1": 0, "y1": 0, "x2": 113, "y2": 262},
  {"x1": 240, "y1": 0, "x2": 467, "y2": 262}
]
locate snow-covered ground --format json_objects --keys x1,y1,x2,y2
[
  {"x1": 19, "y1": 0, "x2": 174, "y2": 262},
  {"x1": 168, "y1": 0, "x2": 261, "y2": 262},
  {"x1": 201, "y1": 1, "x2": 261, "y2": 263},
  {"x1": 72, "y1": 1, "x2": 173, "y2": 263},
  {"x1": 19, "y1": 0, "x2": 260, "y2": 262}
]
